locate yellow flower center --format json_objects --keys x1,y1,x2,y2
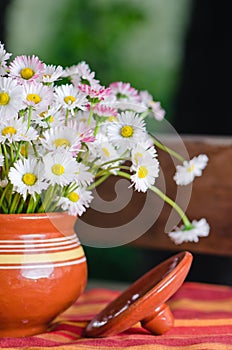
[
  {"x1": 53, "y1": 138, "x2": 70, "y2": 148},
  {"x1": 27, "y1": 93, "x2": 41, "y2": 104},
  {"x1": 0, "y1": 92, "x2": 10, "y2": 105},
  {"x1": 138, "y1": 166, "x2": 148, "y2": 179},
  {"x1": 120, "y1": 125, "x2": 133, "y2": 138},
  {"x1": 20, "y1": 67, "x2": 34, "y2": 80},
  {"x1": 2, "y1": 126, "x2": 17, "y2": 136},
  {"x1": 49, "y1": 116, "x2": 54, "y2": 123},
  {"x1": 20, "y1": 145, "x2": 27, "y2": 157},
  {"x1": 64, "y1": 95, "x2": 76, "y2": 105},
  {"x1": 134, "y1": 152, "x2": 143, "y2": 165},
  {"x1": 187, "y1": 164, "x2": 195, "y2": 172},
  {"x1": 108, "y1": 116, "x2": 118, "y2": 122},
  {"x1": 39, "y1": 111, "x2": 46, "y2": 118},
  {"x1": 43, "y1": 74, "x2": 51, "y2": 79},
  {"x1": 68, "y1": 192, "x2": 79, "y2": 202},
  {"x1": 52, "y1": 164, "x2": 65, "y2": 175},
  {"x1": 22, "y1": 173, "x2": 37, "y2": 186},
  {"x1": 102, "y1": 147, "x2": 110, "y2": 157}
]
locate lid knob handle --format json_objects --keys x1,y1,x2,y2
[{"x1": 141, "y1": 303, "x2": 174, "y2": 335}]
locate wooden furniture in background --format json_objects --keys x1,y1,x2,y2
[{"x1": 80, "y1": 135, "x2": 232, "y2": 256}]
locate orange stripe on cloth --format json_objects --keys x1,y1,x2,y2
[
  {"x1": 169, "y1": 297, "x2": 232, "y2": 312},
  {"x1": 1, "y1": 283, "x2": 232, "y2": 350},
  {"x1": 1, "y1": 344, "x2": 232, "y2": 350},
  {"x1": 175, "y1": 318, "x2": 232, "y2": 327}
]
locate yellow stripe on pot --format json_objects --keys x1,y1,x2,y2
[{"x1": 0, "y1": 246, "x2": 84, "y2": 265}]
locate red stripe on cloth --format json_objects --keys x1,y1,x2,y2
[
  {"x1": 1, "y1": 282, "x2": 232, "y2": 349},
  {"x1": 171, "y1": 282, "x2": 232, "y2": 300}
]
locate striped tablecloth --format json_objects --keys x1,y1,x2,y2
[{"x1": 1, "y1": 282, "x2": 232, "y2": 349}]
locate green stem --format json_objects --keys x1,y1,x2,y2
[
  {"x1": 88, "y1": 105, "x2": 94, "y2": 125},
  {"x1": 27, "y1": 106, "x2": 33, "y2": 131},
  {"x1": 0, "y1": 182, "x2": 12, "y2": 208},
  {"x1": 65, "y1": 108, "x2": 69, "y2": 126},
  {"x1": 87, "y1": 173, "x2": 111, "y2": 190},
  {"x1": 95, "y1": 165, "x2": 130, "y2": 178},
  {"x1": 150, "y1": 136, "x2": 185, "y2": 163},
  {"x1": 116, "y1": 170, "x2": 192, "y2": 228},
  {"x1": 2, "y1": 144, "x2": 9, "y2": 174},
  {"x1": 9, "y1": 193, "x2": 21, "y2": 214}
]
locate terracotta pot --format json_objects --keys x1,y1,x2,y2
[{"x1": 0, "y1": 212, "x2": 87, "y2": 337}]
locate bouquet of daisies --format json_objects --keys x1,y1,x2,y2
[{"x1": 0, "y1": 42, "x2": 210, "y2": 244}]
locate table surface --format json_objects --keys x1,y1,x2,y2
[{"x1": 1, "y1": 281, "x2": 232, "y2": 349}]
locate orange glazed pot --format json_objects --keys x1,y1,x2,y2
[{"x1": 0, "y1": 212, "x2": 87, "y2": 337}]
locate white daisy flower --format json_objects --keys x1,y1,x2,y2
[
  {"x1": 0, "y1": 77, "x2": 25, "y2": 117},
  {"x1": 0, "y1": 154, "x2": 4, "y2": 166},
  {"x1": 89, "y1": 136, "x2": 121, "y2": 174},
  {"x1": 107, "y1": 111, "x2": 146, "y2": 152},
  {"x1": 131, "y1": 142, "x2": 157, "y2": 166},
  {"x1": 174, "y1": 154, "x2": 209, "y2": 185},
  {"x1": 0, "y1": 117, "x2": 38, "y2": 143},
  {"x1": 8, "y1": 54, "x2": 45, "y2": 82},
  {"x1": 41, "y1": 126, "x2": 82, "y2": 153},
  {"x1": 168, "y1": 218, "x2": 210, "y2": 244},
  {"x1": 140, "y1": 90, "x2": 165, "y2": 121},
  {"x1": 0, "y1": 42, "x2": 12, "y2": 76},
  {"x1": 65, "y1": 61, "x2": 99, "y2": 87},
  {"x1": 92, "y1": 103, "x2": 117, "y2": 118},
  {"x1": 75, "y1": 163, "x2": 94, "y2": 186},
  {"x1": 8, "y1": 157, "x2": 49, "y2": 200},
  {"x1": 67, "y1": 119, "x2": 95, "y2": 144},
  {"x1": 31, "y1": 107, "x2": 65, "y2": 128},
  {"x1": 57, "y1": 186, "x2": 93, "y2": 216},
  {"x1": 109, "y1": 81, "x2": 146, "y2": 112},
  {"x1": 23, "y1": 82, "x2": 54, "y2": 112},
  {"x1": 54, "y1": 84, "x2": 88, "y2": 114},
  {"x1": 75, "y1": 110, "x2": 96, "y2": 128},
  {"x1": 41, "y1": 64, "x2": 64, "y2": 84},
  {"x1": 130, "y1": 158, "x2": 159, "y2": 192},
  {"x1": 43, "y1": 149, "x2": 79, "y2": 186}
]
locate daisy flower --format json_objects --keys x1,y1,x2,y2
[
  {"x1": 0, "y1": 42, "x2": 12, "y2": 76},
  {"x1": 75, "y1": 163, "x2": 94, "y2": 186},
  {"x1": 109, "y1": 82, "x2": 146, "y2": 112},
  {"x1": 140, "y1": 90, "x2": 165, "y2": 121},
  {"x1": 57, "y1": 186, "x2": 93, "y2": 216},
  {"x1": 107, "y1": 111, "x2": 146, "y2": 152},
  {"x1": 41, "y1": 126, "x2": 82, "y2": 153},
  {"x1": 78, "y1": 83, "x2": 111, "y2": 103},
  {"x1": 89, "y1": 136, "x2": 121, "y2": 174},
  {"x1": 0, "y1": 77, "x2": 25, "y2": 117},
  {"x1": 23, "y1": 81, "x2": 54, "y2": 112},
  {"x1": 131, "y1": 142, "x2": 157, "y2": 166},
  {"x1": 0, "y1": 117, "x2": 38, "y2": 144},
  {"x1": 65, "y1": 61, "x2": 99, "y2": 87},
  {"x1": 0, "y1": 154, "x2": 4, "y2": 166},
  {"x1": 31, "y1": 107, "x2": 65, "y2": 128},
  {"x1": 174, "y1": 154, "x2": 209, "y2": 185},
  {"x1": 8, "y1": 157, "x2": 49, "y2": 200},
  {"x1": 168, "y1": 218, "x2": 210, "y2": 244},
  {"x1": 66, "y1": 120, "x2": 95, "y2": 147},
  {"x1": 8, "y1": 55, "x2": 45, "y2": 82},
  {"x1": 92, "y1": 103, "x2": 117, "y2": 118},
  {"x1": 41, "y1": 64, "x2": 64, "y2": 84},
  {"x1": 43, "y1": 149, "x2": 79, "y2": 186},
  {"x1": 130, "y1": 158, "x2": 159, "y2": 192},
  {"x1": 54, "y1": 84, "x2": 88, "y2": 114}
]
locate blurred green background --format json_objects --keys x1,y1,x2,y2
[
  {"x1": 5, "y1": 0, "x2": 191, "y2": 123},
  {"x1": 3, "y1": 0, "x2": 192, "y2": 283}
]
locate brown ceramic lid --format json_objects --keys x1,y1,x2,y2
[{"x1": 85, "y1": 251, "x2": 193, "y2": 337}]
